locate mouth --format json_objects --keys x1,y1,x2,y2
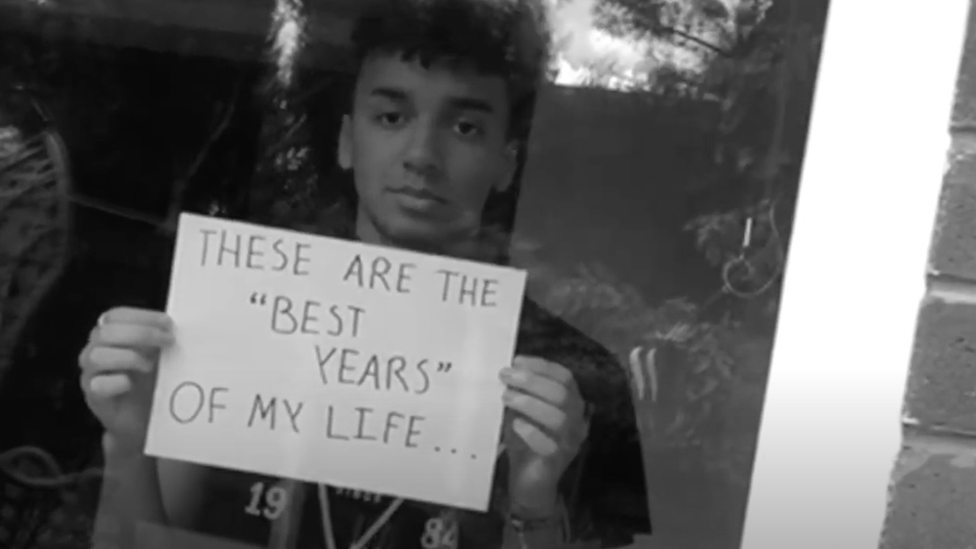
[{"x1": 389, "y1": 186, "x2": 448, "y2": 206}]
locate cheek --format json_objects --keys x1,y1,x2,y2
[
  {"x1": 450, "y1": 152, "x2": 505, "y2": 206},
  {"x1": 351, "y1": 135, "x2": 392, "y2": 194},
  {"x1": 351, "y1": 120, "x2": 400, "y2": 160}
]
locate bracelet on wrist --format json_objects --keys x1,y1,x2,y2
[
  {"x1": 506, "y1": 510, "x2": 566, "y2": 549},
  {"x1": 507, "y1": 511, "x2": 563, "y2": 534}
]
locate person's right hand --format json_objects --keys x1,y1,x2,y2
[{"x1": 78, "y1": 306, "x2": 174, "y2": 455}]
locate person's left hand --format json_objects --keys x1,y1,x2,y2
[{"x1": 499, "y1": 356, "x2": 589, "y2": 516}]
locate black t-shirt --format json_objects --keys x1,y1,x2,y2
[{"x1": 148, "y1": 298, "x2": 651, "y2": 549}]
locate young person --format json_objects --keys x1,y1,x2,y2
[{"x1": 80, "y1": 1, "x2": 651, "y2": 548}]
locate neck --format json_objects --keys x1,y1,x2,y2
[{"x1": 355, "y1": 213, "x2": 488, "y2": 261}]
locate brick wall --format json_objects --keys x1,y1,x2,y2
[{"x1": 879, "y1": 3, "x2": 976, "y2": 548}]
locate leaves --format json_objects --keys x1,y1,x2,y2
[
  {"x1": 0, "y1": 103, "x2": 71, "y2": 388},
  {"x1": 528, "y1": 1, "x2": 827, "y2": 496}
]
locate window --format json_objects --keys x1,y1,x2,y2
[{"x1": 0, "y1": 1, "x2": 831, "y2": 548}]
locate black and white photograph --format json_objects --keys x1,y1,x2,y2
[{"x1": 0, "y1": 1, "x2": 838, "y2": 548}]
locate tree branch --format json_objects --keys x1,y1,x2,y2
[
  {"x1": 160, "y1": 78, "x2": 243, "y2": 233},
  {"x1": 658, "y1": 26, "x2": 730, "y2": 56}
]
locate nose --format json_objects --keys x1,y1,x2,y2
[{"x1": 403, "y1": 119, "x2": 441, "y2": 175}]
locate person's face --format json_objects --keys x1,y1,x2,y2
[{"x1": 338, "y1": 52, "x2": 517, "y2": 253}]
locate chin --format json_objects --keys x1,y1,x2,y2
[{"x1": 383, "y1": 220, "x2": 453, "y2": 251}]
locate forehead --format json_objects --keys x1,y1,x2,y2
[{"x1": 354, "y1": 53, "x2": 511, "y2": 113}]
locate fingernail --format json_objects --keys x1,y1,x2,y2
[
  {"x1": 159, "y1": 313, "x2": 175, "y2": 329},
  {"x1": 512, "y1": 417, "x2": 530, "y2": 434},
  {"x1": 499, "y1": 368, "x2": 514, "y2": 380},
  {"x1": 506, "y1": 369, "x2": 528, "y2": 384}
]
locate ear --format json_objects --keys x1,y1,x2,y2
[
  {"x1": 492, "y1": 143, "x2": 519, "y2": 193},
  {"x1": 337, "y1": 114, "x2": 353, "y2": 170}
]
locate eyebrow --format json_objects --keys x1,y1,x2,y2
[{"x1": 368, "y1": 86, "x2": 496, "y2": 114}]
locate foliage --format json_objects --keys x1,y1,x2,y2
[
  {"x1": 248, "y1": 0, "x2": 322, "y2": 228},
  {"x1": 533, "y1": 0, "x2": 828, "y2": 502},
  {"x1": 0, "y1": 93, "x2": 72, "y2": 389}
]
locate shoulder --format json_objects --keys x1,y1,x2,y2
[
  {"x1": 516, "y1": 299, "x2": 654, "y2": 544},
  {"x1": 515, "y1": 298, "x2": 635, "y2": 432},
  {"x1": 515, "y1": 298, "x2": 618, "y2": 378}
]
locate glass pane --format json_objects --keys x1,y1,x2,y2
[{"x1": 0, "y1": 1, "x2": 831, "y2": 548}]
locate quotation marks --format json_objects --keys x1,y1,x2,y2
[
  {"x1": 433, "y1": 446, "x2": 477, "y2": 460},
  {"x1": 436, "y1": 362, "x2": 452, "y2": 373},
  {"x1": 250, "y1": 292, "x2": 268, "y2": 306}
]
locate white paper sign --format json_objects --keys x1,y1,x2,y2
[{"x1": 144, "y1": 213, "x2": 527, "y2": 511}]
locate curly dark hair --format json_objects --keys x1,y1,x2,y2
[
  {"x1": 301, "y1": 0, "x2": 552, "y2": 250},
  {"x1": 349, "y1": 0, "x2": 553, "y2": 140}
]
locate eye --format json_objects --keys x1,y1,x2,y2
[
  {"x1": 454, "y1": 120, "x2": 484, "y2": 138},
  {"x1": 375, "y1": 111, "x2": 406, "y2": 128}
]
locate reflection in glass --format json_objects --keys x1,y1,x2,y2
[{"x1": 0, "y1": 0, "x2": 830, "y2": 548}]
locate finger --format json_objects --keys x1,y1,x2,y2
[
  {"x1": 100, "y1": 307, "x2": 173, "y2": 330},
  {"x1": 513, "y1": 356, "x2": 575, "y2": 386},
  {"x1": 500, "y1": 367, "x2": 571, "y2": 408},
  {"x1": 91, "y1": 323, "x2": 173, "y2": 349},
  {"x1": 84, "y1": 346, "x2": 155, "y2": 375},
  {"x1": 512, "y1": 417, "x2": 559, "y2": 457},
  {"x1": 88, "y1": 373, "x2": 134, "y2": 400},
  {"x1": 503, "y1": 389, "x2": 567, "y2": 435},
  {"x1": 567, "y1": 415, "x2": 589, "y2": 450}
]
